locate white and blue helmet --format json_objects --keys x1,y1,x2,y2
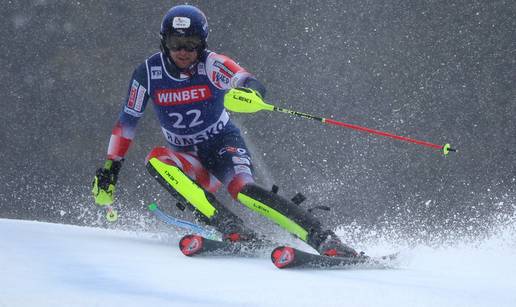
[{"x1": 160, "y1": 5, "x2": 209, "y2": 54}]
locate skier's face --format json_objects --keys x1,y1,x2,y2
[
  {"x1": 170, "y1": 49, "x2": 198, "y2": 69},
  {"x1": 166, "y1": 35, "x2": 201, "y2": 69}
]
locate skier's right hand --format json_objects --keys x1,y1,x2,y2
[
  {"x1": 92, "y1": 160, "x2": 123, "y2": 206},
  {"x1": 223, "y1": 87, "x2": 268, "y2": 113}
]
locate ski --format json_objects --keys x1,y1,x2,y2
[
  {"x1": 271, "y1": 246, "x2": 398, "y2": 269},
  {"x1": 148, "y1": 203, "x2": 220, "y2": 240},
  {"x1": 179, "y1": 234, "x2": 274, "y2": 257}
]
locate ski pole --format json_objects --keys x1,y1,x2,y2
[
  {"x1": 104, "y1": 205, "x2": 118, "y2": 222},
  {"x1": 225, "y1": 88, "x2": 457, "y2": 155},
  {"x1": 148, "y1": 203, "x2": 220, "y2": 240}
]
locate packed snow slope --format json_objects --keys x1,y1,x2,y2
[{"x1": 1, "y1": 218, "x2": 515, "y2": 307}]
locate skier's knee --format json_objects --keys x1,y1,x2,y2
[
  {"x1": 146, "y1": 157, "x2": 218, "y2": 219},
  {"x1": 145, "y1": 146, "x2": 179, "y2": 166},
  {"x1": 227, "y1": 173, "x2": 254, "y2": 199}
]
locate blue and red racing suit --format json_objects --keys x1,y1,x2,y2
[{"x1": 106, "y1": 50, "x2": 266, "y2": 198}]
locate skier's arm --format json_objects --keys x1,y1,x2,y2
[
  {"x1": 238, "y1": 76, "x2": 266, "y2": 98},
  {"x1": 108, "y1": 63, "x2": 149, "y2": 160},
  {"x1": 242, "y1": 77, "x2": 267, "y2": 98},
  {"x1": 92, "y1": 63, "x2": 149, "y2": 206},
  {"x1": 206, "y1": 52, "x2": 267, "y2": 97}
]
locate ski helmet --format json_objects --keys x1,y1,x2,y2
[{"x1": 160, "y1": 5, "x2": 209, "y2": 55}]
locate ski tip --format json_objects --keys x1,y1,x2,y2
[
  {"x1": 271, "y1": 246, "x2": 296, "y2": 269},
  {"x1": 179, "y1": 235, "x2": 205, "y2": 257}
]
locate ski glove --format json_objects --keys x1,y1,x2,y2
[
  {"x1": 92, "y1": 159, "x2": 123, "y2": 206},
  {"x1": 224, "y1": 88, "x2": 272, "y2": 113}
]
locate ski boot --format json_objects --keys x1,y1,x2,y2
[
  {"x1": 203, "y1": 207, "x2": 259, "y2": 243},
  {"x1": 313, "y1": 230, "x2": 359, "y2": 258}
]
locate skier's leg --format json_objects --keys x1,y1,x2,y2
[
  {"x1": 208, "y1": 136, "x2": 357, "y2": 257},
  {"x1": 235, "y1": 184, "x2": 358, "y2": 257},
  {"x1": 145, "y1": 146, "x2": 252, "y2": 237}
]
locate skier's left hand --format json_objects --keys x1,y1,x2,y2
[{"x1": 92, "y1": 160, "x2": 123, "y2": 206}]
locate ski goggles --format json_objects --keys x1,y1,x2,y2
[{"x1": 166, "y1": 35, "x2": 203, "y2": 52}]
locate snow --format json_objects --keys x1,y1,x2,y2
[{"x1": 1, "y1": 218, "x2": 515, "y2": 307}]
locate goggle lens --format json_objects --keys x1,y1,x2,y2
[{"x1": 166, "y1": 36, "x2": 202, "y2": 52}]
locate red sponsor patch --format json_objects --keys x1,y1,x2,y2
[
  {"x1": 155, "y1": 85, "x2": 212, "y2": 105},
  {"x1": 215, "y1": 55, "x2": 243, "y2": 75},
  {"x1": 127, "y1": 80, "x2": 139, "y2": 108}
]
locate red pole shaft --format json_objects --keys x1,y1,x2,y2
[{"x1": 323, "y1": 118, "x2": 443, "y2": 150}]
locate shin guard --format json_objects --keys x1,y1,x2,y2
[
  {"x1": 236, "y1": 184, "x2": 325, "y2": 247},
  {"x1": 146, "y1": 157, "x2": 248, "y2": 235}
]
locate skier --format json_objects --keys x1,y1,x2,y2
[{"x1": 92, "y1": 4, "x2": 357, "y2": 258}]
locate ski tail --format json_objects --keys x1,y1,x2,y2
[
  {"x1": 271, "y1": 246, "x2": 397, "y2": 269},
  {"x1": 179, "y1": 234, "x2": 279, "y2": 257},
  {"x1": 271, "y1": 246, "x2": 297, "y2": 268},
  {"x1": 178, "y1": 234, "x2": 245, "y2": 256},
  {"x1": 179, "y1": 234, "x2": 206, "y2": 256}
]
